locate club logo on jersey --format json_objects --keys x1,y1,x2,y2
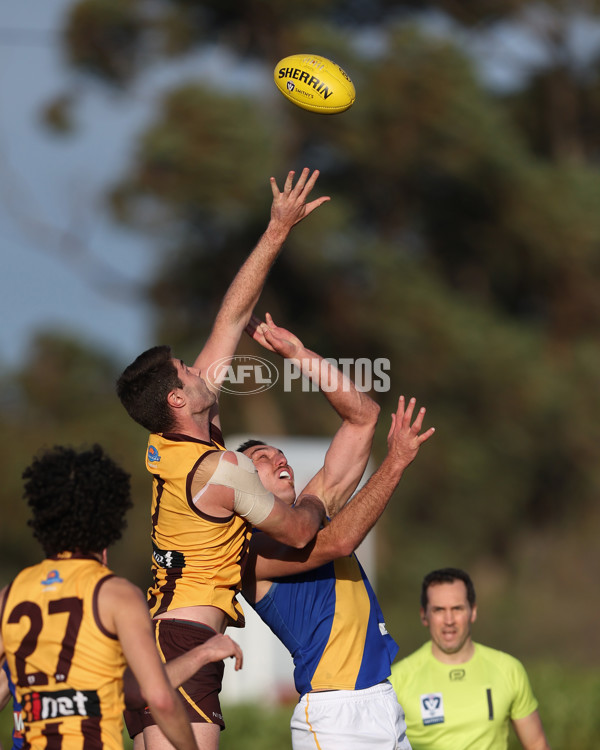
[
  {"x1": 152, "y1": 541, "x2": 186, "y2": 569},
  {"x1": 147, "y1": 445, "x2": 161, "y2": 463},
  {"x1": 449, "y1": 669, "x2": 466, "y2": 681},
  {"x1": 22, "y1": 689, "x2": 101, "y2": 722},
  {"x1": 41, "y1": 570, "x2": 63, "y2": 587},
  {"x1": 420, "y1": 692, "x2": 445, "y2": 725}
]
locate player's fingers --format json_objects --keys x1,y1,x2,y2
[
  {"x1": 291, "y1": 166, "x2": 311, "y2": 195},
  {"x1": 387, "y1": 412, "x2": 397, "y2": 441},
  {"x1": 303, "y1": 196, "x2": 331, "y2": 216},
  {"x1": 262, "y1": 327, "x2": 279, "y2": 347},
  {"x1": 234, "y1": 644, "x2": 244, "y2": 670},
  {"x1": 401, "y1": 397, "x2": 417, "y2": 426},
  {"x1": 245, "y1": 323, "x2": 264, "y2": 341},
  {"x1": 410, "y1": 405, "x2": 427, "y2": 433},
  {"x1": 284, "y1": 170, "x2": 296, "y2": 193},
  {"x1": 391, "y1": 396, "x2": 405, "y2": 431},
  {"x1": 297, "y1": 167, "x2": 320, "y2": 198},
  {"x1": 394, "y1": 395, "x2": 405, "y2": 418},
  {"x1": 418, "y1": 426, "x2": 436, "y2": 444},
  {"x1": 270, "y1": 175, "x2": 281, "y2": 199},
  {"x1": 245, "y1": 314, "x2": 261, "y2": 332}
]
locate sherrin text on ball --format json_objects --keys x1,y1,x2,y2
[{"x1": 274, "y1": 54, "x2": 355, "y2": 114}]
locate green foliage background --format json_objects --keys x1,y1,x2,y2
[{"x1": 3, "y1": 1, "x2": 600, "y2": 746}]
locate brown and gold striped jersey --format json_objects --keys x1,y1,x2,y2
[
  {"x1": 0, "y1": 554, "x2": 127, "y2": 750},
  {"x1": 145, "y1": 425, "x2": 252, "y2": 626}
]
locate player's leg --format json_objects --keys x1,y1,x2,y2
[
  {"x1": 124, "y1": 708, "x2": 146, "y2": 750},
  {"x1": 133, "y1": 731, "x2": 146, "y2": 750},
  {"x1": 142, "y1": 620, "x2": 227, "y2": 750},
  {"x1": 143, "y1": 722, "x2": 220, "y2": 750}
]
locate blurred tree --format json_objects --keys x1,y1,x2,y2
[
  {"x1": 56, "y1": 2, "x2": 600, "y2": 533},
  {"x1": 11, "y1": 0, "x2": 600, "y2": 665},
  {"x1": 0, "y1": 333, "x2": 152, "y2": 587},
  {"x1": 85, "y1": 22, "x2": 600, "y2": 557}
]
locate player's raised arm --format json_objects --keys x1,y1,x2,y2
[
  {"x1": 195, "y1": 169, "x2": 329, "y2": 407},
  {"x1": 192, "y1": 449, "x2": 326, "y2": 549},
  {"x1": 247, "y1": 313, "x2": 380, "y2": 516},
  {"x1": 246, "y1": 396, "x2": 434, "y2": 584}
]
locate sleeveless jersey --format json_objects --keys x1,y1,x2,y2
[
  {"x1": 250, "y1": 551, "x2": 398, "y2": 696},
  {"x1": 389, "y1": 641, "x2": 538, "y2": 750},
  {"x1": 0, "y1": 554, "x2": 127, "y2": 750},
  {"x1": 145, "y1": 426, "x2": 252, "y2": 626}
]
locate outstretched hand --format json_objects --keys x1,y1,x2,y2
[
  {"x1": 386, "y1": 396, "x2": 435, "y2": 469},
  {"x1": 246, "y1": 313, "x2": 304, "y2": 359},
  {"x1": 270, "y1": 168, "x2": 330, "y2": 229}
]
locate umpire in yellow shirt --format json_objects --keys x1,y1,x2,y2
[{"x1": 390, "y1": 568, "x2": 551, "y2": 750}]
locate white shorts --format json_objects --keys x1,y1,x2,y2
[{"x1": 290, "y1": 681, "x2": 412, "y2": 750}]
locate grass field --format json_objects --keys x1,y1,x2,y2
[
  {"x1": 1, "y1": 661, "x2": 599, "y2": 749},
  {"x1": 219, "y1": 662, "x2": 600, "y2": 749}
]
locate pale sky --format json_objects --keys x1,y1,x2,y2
[
  {"x1": 0, "y1": 0, "x2": 275, "y2": 372},
  {"x1": 0, "y1": 0, "x2": 162, "y2": 370}
]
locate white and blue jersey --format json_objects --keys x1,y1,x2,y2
[{"x1": 250, "y1": 553, "x2": 398, "y2": 697}]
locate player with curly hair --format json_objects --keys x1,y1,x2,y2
[
  {"x1": 22, "y1": 444, "x2": 133, "y2": 557},
  {"x1": 0, "y1": 444, "x2": 240, "y2": 750}
]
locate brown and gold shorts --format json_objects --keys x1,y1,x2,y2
[{"x1": 124, "y1": 618, "x2": 226, "y2": 737}]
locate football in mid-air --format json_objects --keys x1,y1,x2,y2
[{"x1": 274, "y1": 54, "x2": 355, "y2": 114}]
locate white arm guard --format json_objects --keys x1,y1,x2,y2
[{"x1": 206, "y1": 451, "x2": 275, "y2": 525}]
